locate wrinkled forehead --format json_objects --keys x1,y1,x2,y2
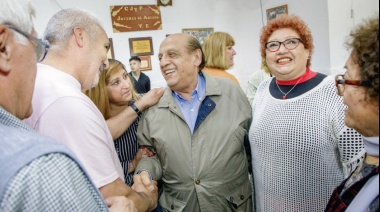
[{"x1": 159, "y1": 38, "x2": 186, "y2": 54}]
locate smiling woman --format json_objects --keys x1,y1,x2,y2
[{"x1": 249, "y1": 14, "x2": 365, "y2": 212}]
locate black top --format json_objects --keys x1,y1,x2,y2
[
  {"x1": 269, "y1": 73, "x2": 328, "y2": 100},
  {"x1": 129, "y1": 72, "x2": 151, "y2": 94}
]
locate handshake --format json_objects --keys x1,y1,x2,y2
[{"x1": 107, "y1": 171, "x2": 158, "y2": 212}]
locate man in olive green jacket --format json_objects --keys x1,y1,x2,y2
[{"x1": 135, "y1": 33, "x2": 252, "y2": 211}]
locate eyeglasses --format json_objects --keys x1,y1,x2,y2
[
  {"x1": 265, "y1": 38, "x2": 303, "y2": 52},
  {"x1": 335, "y1": 74, "x2": 369, "y2": 96},
  {"x1": 4, "y1": 24, "x2": 49, "y2": 62}
]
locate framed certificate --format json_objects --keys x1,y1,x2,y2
[
  {"x1": 129, "y1": 37, "x2": 154, "y2": 56},
  {"x1": 140, "y1": 56, "x2": 152, "y2": 71}
]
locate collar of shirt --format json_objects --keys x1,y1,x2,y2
[
  {"x1": 0, "y1": 107, "x2": 32, "y2": 131},
  {"x1": 173, "y1": 74, "x2": 206, "y2": 103},
  {"x1": 172, "y1": 74, "x2": 206, "y2": 134}
]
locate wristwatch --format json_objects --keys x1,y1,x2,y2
[{"x1": 131, "y1": 103, "x2": 142, "y2": 116}]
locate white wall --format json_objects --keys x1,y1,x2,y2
[
  {"x1": 32, "y1": 0, "x2": 378, "y2": 91},
  {"x1": 261, "y1": 0, "x2": 331, "y2": 73},
  {"x1": 328, "y1": 0, "x2": 379, "y2": 75}
]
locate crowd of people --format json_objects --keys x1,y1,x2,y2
[{"x1": 0, "y1": 0, "x2": 378, "y2": 211}]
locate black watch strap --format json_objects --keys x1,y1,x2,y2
[{"x1": 131, "y1": 103, "x2": 142, "y2": 116}]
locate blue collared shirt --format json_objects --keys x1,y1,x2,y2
[{"x1": 173, "y1": 75, "x2": 206, "y2": 134}]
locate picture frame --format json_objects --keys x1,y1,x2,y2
[
  {"x1": 266, "y1": 5, "x2": 288, "y2": 22},
  {"x1": 107, "y1": 38, "x2": 115, "y2": 59},
  {"x1": 129, "y1": 37, "x2": 154, "y2": 56},
  {"x1": 139, "y1": 56, "x2": 152, "y2": 71},
  {"x1": 182, "y1": 28, "x2": 214, "y2": 46}
]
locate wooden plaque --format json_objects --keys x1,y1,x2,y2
[{"x1": 110, "y1": 5, "x2": 162, "y2": 33}]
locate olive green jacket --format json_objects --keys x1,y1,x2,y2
[{"x1": 136, "y1": 72, "x2": 252, "y2": 212}]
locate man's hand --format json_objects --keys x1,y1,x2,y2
[
  {"x1": 106, "y1": 196, "x2": 138, "y2": 212},
  {"x1": 135, "y1": 88, "x2": 165, "y2": 111},
  {"x1": 132, "y1": 172, "x2": 158, "y2": 211}
]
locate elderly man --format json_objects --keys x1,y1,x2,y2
[
  {"x1": 0, "y1": 0, "x2": 136, "y2": 211},
  {"x1": 24, "y1": 8, "x2": 159, "y2": 212},
  {"x1": 136, "y1": 33, "x2": 253, "y2": 211}
]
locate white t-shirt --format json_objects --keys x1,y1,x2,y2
[{"x1": 24, "y1": 64, "x2": 124, "y2": 188}]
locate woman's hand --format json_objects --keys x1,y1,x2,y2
[
  {"x1": 106, "y1": 88, "x2": 164, "y2": 140},
  {"x1": 134, "y1": 88, "x2": 165, "y2": 111}
]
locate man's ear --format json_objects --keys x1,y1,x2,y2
[
  {"x1": 194, "y1": 49, "x2": 202, "y2": 67},
  {"x1": 0, "y1": 25, "x2": 12, "y2": 73},
  {"x1": 73, "y1": 26, "x2": 85, "y2": 48}
]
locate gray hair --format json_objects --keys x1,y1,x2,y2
[
  {"x1": 0, "y1": 0, "x2": 35, "y2": 44},
  {"x1": 43, "y1": 8, "x2": 104, "y2": 52},
  {"x1": 187, "y1": 35, "x2": 206, "y2": 71}
]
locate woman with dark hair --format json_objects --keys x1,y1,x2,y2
[
  {"x1": 249, "y1": 14, "x2": 365, "y2": 212},
  {"x1": 326, "y1": 16, "x2": 379, "y2": 212}
]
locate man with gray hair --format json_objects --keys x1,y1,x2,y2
[
  {"x1": 0, "y1": 0, "x2": 136, "y2": 211},
  {"x1": 136, "y1": 33, "x2": 253, "y2": 211},
  {"x1": 24, "y1": 8, "x2": 158, "y2": 212}
]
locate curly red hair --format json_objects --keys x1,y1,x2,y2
[{"x1": 260, "y1": 14, "x2": 314, "y2": 67}]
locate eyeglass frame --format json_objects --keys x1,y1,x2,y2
[
  {"x1": 3, "y1": 24, "x2": 50, "y2": 62},
  {"x1": 335, "y1": 74, "x2": 370, "y2": 96},
  {"x1": 265, "y1": 38, "x2": 303, "y2": 52}
]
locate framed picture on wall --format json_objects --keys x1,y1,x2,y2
[
  {"x1": 266, "y1": 5, "x2": 288, "y2": 22},
  {"x1": 129, "y1": 37, "x2": 154, "y2": 56},
  {"x1": 182, "y1": 28, "x2": 214, "y2": 46},
  {"x1": 108, "y1": 38, "x2": 115, "y2": 59},
  {"x1": 140, "y1": 56, "x2": 152, "y2": 71}
]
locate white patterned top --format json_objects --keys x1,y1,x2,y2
[{"x1": 249, "y1": 76, "x2": 365, "y2": 212}]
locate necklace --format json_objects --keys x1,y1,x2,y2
[{"x1": 276, "y1": 76, "x2": 304, "y2": 100}]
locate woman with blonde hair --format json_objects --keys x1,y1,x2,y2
[
  {"x1": 85, "y1": 59, "x2": 161, "y2": 186},
  {"x1": 203, "y1": 32, "x2": 240, "y2": 85}
]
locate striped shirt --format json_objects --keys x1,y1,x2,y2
[{"x1": 114, "y1": 111, "x2": 141, "y2": 186}]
